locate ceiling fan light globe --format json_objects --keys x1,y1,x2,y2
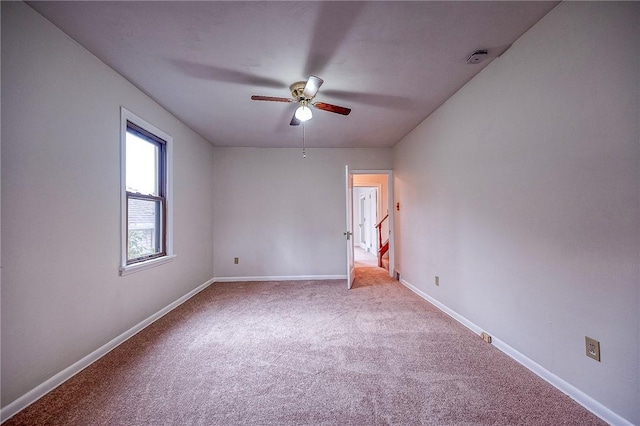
[{"x1": 295, "y1": 105, "x2": 312, "y2": 122}]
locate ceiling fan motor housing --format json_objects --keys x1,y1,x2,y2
[{"x1": 290, "y1": 81, "x2": 311, "y2": 101}]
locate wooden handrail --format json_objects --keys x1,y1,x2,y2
[{"x1": 375, "y1": 213, "x2": 389, "y2": 230}]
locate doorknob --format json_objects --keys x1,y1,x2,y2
[{"x1": 343, "y1": 231, "x2": 353, "y2": 240}]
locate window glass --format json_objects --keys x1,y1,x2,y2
[
  {"x1": 127, "y1": 197, "x2": 162, "y2": 260},
  {"x1": 126, "y1": 132, "x2": 160, "y2": 196},
  {"x1": 125, "y1": 122, "x2": 166, "y2": 264}
]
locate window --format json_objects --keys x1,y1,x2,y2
[{"x1": 120, "y1": 108, "x2": 173, "y2": 275}]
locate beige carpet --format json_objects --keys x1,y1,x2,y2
[
  {"x1": 354, "y1": 246, "x2": 378, "y2": 268},
  {"x1": 5, "y1": 268, "x2": 605, "y2": 425}
]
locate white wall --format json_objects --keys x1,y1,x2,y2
[
  {"x1": 393, "y1": 2, "x2": 639, "y2": 423},
  {"x1": 1, "y1": 2, "x2": 215, "y2": 408},
  {"x1": 212, "y1": 148, "x2": 392, "y2": 279}
]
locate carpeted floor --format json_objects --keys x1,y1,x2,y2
[
  {"x1": 355, "y1": 246, "x2": 378, "y2": 268},
  {"x1": 4, "y1": 267, "x2": 605, "y2": 425}
]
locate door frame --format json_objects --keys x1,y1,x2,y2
[{"x1": 348, "y1": 169, "x2": 394, "y2": 278}]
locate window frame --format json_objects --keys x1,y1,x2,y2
[{"x1": 120, "y1": 107, "x2": 174, "y2": 276}]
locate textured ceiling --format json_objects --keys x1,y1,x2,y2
[{"x1": 28, "y1": 1, "x2": 558, "y2": 148}]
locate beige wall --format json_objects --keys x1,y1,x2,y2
[
  {"x1": 393, "y1": 2, "x2": 639, "y2": 423},
  {"x1": 1, "y1": 2, "x2": 216, "y2": 408},
  {"x1": 212, "y1": 148, "x2": 392, "y2": 279}
]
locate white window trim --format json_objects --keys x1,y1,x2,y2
[
  {"x1": 119, "y1": 107, "x2": 174, "y2": 276},
  {"x1": 119, "y1": 254, "x2": 177, "y2": 276}
]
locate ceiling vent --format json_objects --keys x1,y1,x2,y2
[{"x1": 466, "y1": 50, "x2": 488, "y2": 64}]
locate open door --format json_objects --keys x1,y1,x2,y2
[{"x1": 345, "y1": 165, "x2": 355, "y2": 289}]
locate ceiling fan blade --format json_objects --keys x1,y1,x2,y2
[
  {"x1": 313, "y1": 102, "x2": 351, "y2": 116},
  {"x1": 302, "y1": 75, "x2": 324, "y2": 99},
  {"x1": 290, "y1": 112, "x2": 301, "y2": 126},
  {"x1": 171, "y1": 60, "x2": 287, "y2": 89},
  {"x1": 321, "y1": 89, "x2": 415, "y2": 109},
  {"x1": 251, "y1": 95, "x2": 293, "y2": 103}
]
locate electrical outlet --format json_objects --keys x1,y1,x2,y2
[
  {"x1": 435, "y1": 276, "x2": 439, "y2": 286},
  {"x1": 234, "y1": 257, "x2": 239, "y2": 264},
  {"x1": 585, "y1": 336, "x2": 601, "y2": 362},
  {"x1": 481, "y1": 332, "x2": 492, "y2": 344}
]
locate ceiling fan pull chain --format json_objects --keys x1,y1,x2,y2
[{"x1": 302, "y1": 123, "x2": 306, "y2": 159}]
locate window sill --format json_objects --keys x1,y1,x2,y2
[{"x1": 119, "y1": 254, "x2": 176, "y2": 276}]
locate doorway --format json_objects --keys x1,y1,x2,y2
[{"x1": 347, "y1": 170, "x2": 394, "y2": 278}]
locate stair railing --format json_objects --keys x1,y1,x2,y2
[{"x1": 375, "y1": 214, "x2": 389, "y2": 268}]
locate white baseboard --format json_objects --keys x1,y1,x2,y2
[
  {"x1": 8, "y1": 276, "x2": 628, "y2": 425},
  {"x1": 400, "y1": 278, "x2": 632, "y2": 426},
  {"x1": 1, "y1": 278, "x2": 215, "y2": 423},
  {"x1": 214, "y1": 275, "x2": 347, "y2": 282}
]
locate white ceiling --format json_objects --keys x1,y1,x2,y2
[{"x1": 28, "y1": 1, "x2": 558, "y2": 148}]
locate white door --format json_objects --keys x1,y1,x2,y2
[
  {"x1": 345, "y1": 165, "x2": 355, "y2": 289},
  {"x1": 363, "y1": 190, "x2": 371, "y2": 251}
]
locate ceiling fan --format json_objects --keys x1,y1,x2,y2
[{"x1": 251, "y1": 75, "x2": 351, "y2": 126}]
